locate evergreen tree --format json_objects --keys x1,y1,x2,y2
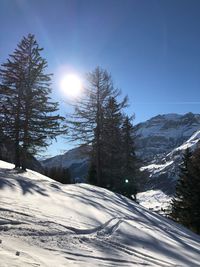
[
  {"x1": 101, "y1": 96, "x2": 124, "y2": 190},
  {"x1": 45, "y1": 166, "x2": 71, "y2": 184},
  {"x1": 50, "y1": 167, "x2": 58, "y2": 181},
  {"x1": 87, "y1": 162, "x2": 97, "y2": 185},
  {"x1": 170, "y1": 147, "x2": 200, "y2": 234},
  {"x1": 0, "y1": 34, "x2": 65, "y2": 170},
  {"x1": 0, "y1": 67, "x2": 23, "y2": 167},
  {"x1": 67, "y1": 67, "x2": 138, "y2": 197},
  {"x1": 61, "y1": 168, "x2": 71, "y2": 184},
  {"x1": 120, "y1": 116, "x2": 138, "y2": 200},
  {"x1": 67, "y1": 67, "x2": 127, "y2": 186}
]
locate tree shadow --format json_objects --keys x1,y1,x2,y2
[
  {"x1": 0, "y1": 168, "x2": 48, "y2": 196},
  {"x1": 63, "y1": 184, "x2": 200, "y2": 266},
  {"x1": 0, "y1": 178, "x2": 15, "y2": 190},
  {"x1": 15, "y1": 177, "x2": 48, "y2": 196}
]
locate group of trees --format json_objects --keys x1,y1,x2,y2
[
  {"x1": 44, "y1": 166, "x2": 71, "y2": 184},
  {"x1": 0, "y1": 34, "x2": 139, "y2": 200},
  {"x1": 1, "y1": 34, "x2": 200, "y2": 232},
  {"x1": 170, "y1": 147, "x2": 200, "y2": 234},
  {"x1": 67, "y1": 67, "x2": 138, "y2": 198},
  {"x1": 0, "y1": 34, "x2": 65, "y2": 170}
]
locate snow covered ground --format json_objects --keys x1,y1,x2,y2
[
  {"x1": 137, "y1": 190, "x2": 172, "y2": 215},
  {"x1": 0, "y1": 160, "x2": 200, "y2": 266}
]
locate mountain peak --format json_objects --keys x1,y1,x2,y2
[{"x1": 151, "y1": 113, "x2": 182, "y2": 121}]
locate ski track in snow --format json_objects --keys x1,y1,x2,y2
[{"x1": 0, "y1": 161, "x2": 200, "y2": 266}]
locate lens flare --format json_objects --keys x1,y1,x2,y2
[{"x1": 60, "y1": 74, "x2": 82, "y2": 98}]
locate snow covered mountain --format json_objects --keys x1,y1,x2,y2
[
  {"x1": 1, "y1": 160, "x2": 200, "y2": 266},
  {"x1": 42, "y1": 112, "x2": 200, "y2": 191},
  {"x1": 141, "y1": 126, "x2": 200, "y2": 195},
  {"x1": 41, "y1": 145, "x2": 90, "y2": 181},
  {"x1": 136, "y1": 113, "x2": 200, "y2": 212},
  {"x1": 136, "y1": 130, "x2": 200, "y2": 213},
  {"x1": 134, "y1": 112, "x2": 200, "y2": 162}
]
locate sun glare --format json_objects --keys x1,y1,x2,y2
[{"x1": 60, "y1": 74, "x2": 82, "y2": 98}]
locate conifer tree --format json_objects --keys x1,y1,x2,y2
[
  {"x1": 170, "y1": 147, "x2": 200, "y2": 234},
  {"x1": 67, "y1": 67, "x2": 139, "y2": 196},
  {"x1": 67, "y1": 67, "x2": 127, "y2": 186},
  {"x1": 0, "y1": 34, "x2": 65, "y2": 170},
  {"x1": 59, "y1": 168, "x2": 71, "y2": 184},
  {"x1": 87, "y1": 161, "x2": 97, "y2": 185},
  {"x1": 120, "y1": 116, "x2": 138, "y2": 200},
  {"x1": 45, "y1": 167, "x2": 71, "y2": 184},
  {"x1": 101, "y1": 96, "x2": 124, "y2": 190}
]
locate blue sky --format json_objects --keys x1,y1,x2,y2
[{"x1": 1, "y1": 0, "x2": 200, "y2": 156}]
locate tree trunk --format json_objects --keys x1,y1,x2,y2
[
  {"x1": 14, "y1": 95, "x2": 21, "y2": 169},
  {"x1": 96, "y1": 81, "x2": 101, "y2": 186},
  {"x1": 14, "y1": 139, "x2": 20, "y2": 168},
  {"x1": 21, "y1": 147, "x2": 27, "y2": 171}
]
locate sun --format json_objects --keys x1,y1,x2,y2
[{"x1": 60, "y1": 74, "x2": 82, "y2": 98}]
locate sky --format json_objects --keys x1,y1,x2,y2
[{"x1": 1, "y1": 0, "x2": 200, "y2": 156}]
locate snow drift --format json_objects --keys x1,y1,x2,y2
[{"x1": 0, "y1": 160, "x2": 200, "y2": 266}]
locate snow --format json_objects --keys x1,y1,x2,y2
[
  {"x1": 137, "y1": 121, "x2": 198, "y2": 139},
  {"x1": 42, "y1": 113, "x2": 200, "y2": 171},
  {"x1": 0, "y1": 160, "x2": 200, "y2": 266},
  {"x1": 41, "y1": 113, "x2": 200, "y2": 188},
  {"x1": 137, "y1": 190, "x2": 172, "y2": 214},
  {"x1": 168, "y1": 129, "x2": 200, "y2": 156},
  {"x1": 139, "y1": 129, "x2": 200, "y2": 197},
  {"x1": 135, "y1": 113, "x2": 198, "y2": 139},
  {"x1": 141, "y1": 161, "x2": 174, "y2": 175},
  {"x1": 134, "y1": 112, "x2": 200, "y2": 164}
]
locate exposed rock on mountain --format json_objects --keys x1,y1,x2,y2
[
  {"x1": 41, "y1": 113, "x2": 200, "y2": 193},
  {"x1": 134, "y1": 112, "x2": 200, "y2": 162},
  {"x1": 141, "y1": 129, "x2": 200, "y2": 194}
]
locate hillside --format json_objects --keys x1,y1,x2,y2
[
  {"x1": 41, "y1": 145, "x2": 90, "y2": 182},
  {"x1": 42, "y1": 113, "x2": 200, "y2": 186},
  {"x1": 40, "y1": 112, "x2": 200, "y2": 214},
  {"x1": 0, "y1": 160, "x2": 200, "y2": 266}
]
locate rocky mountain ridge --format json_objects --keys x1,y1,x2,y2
[
  {"x1": 41, "y1": 112, "x2": 200, "y2": 192},
  {"x1": 135, "y1": 112, "x2": 200, "y2": 162}
]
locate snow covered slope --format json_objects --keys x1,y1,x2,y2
[
  {"x1": 137, "y1": 190, "x2": 172, "y2": 215},
  {"x1": 0, "y1": 160, "x2": 200, "y2": 266}
]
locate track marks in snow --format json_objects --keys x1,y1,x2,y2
[
  {"x1": 0, "y1": 211, "x2": 177, "y2": 266},
  {"x1": 52, "y1": 217, "x2": 176, "y2": 266},
  {"x1": 1, "y1": 163, "x2": 200, "y2": 267},
  {"x1": 64, "y1": 216, "x2": 124, "y2": 236}
]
